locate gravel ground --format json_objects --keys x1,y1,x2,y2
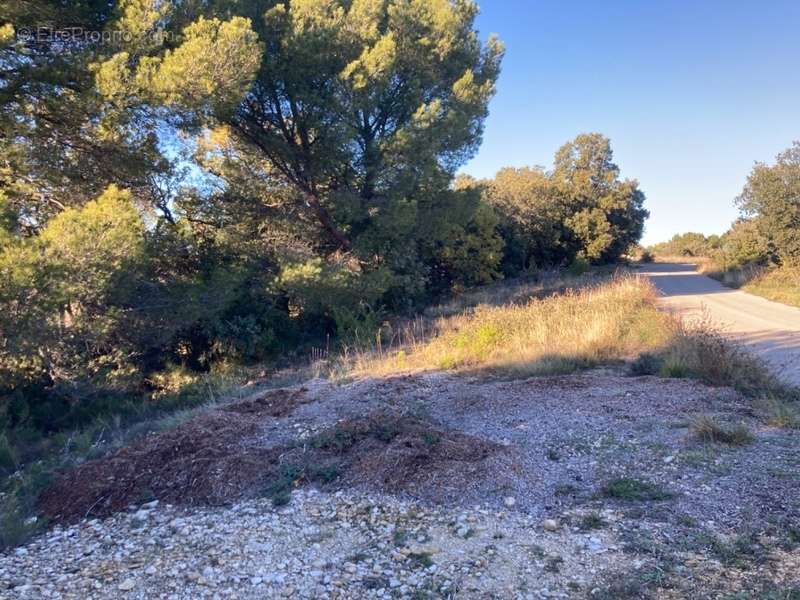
[
  {"x1": 1, "y1": 490, "x2": 626, "y2": 599},
  {"x1": 2, "y1": 371, "x2": 800, "y2": 598}
]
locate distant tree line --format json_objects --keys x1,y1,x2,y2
[
  {"x1": 650, "y1": 141, "x2": 800, "y2": 271},
  {"x1": 0, "y1": 1, "x2": 647, "y2": 436}
]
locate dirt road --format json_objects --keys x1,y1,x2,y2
[{"x1": 640, "y1": 262, "x2": 800, "y2": 386}]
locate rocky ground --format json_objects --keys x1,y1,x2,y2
[{"x1": 2, "y1": 371, "x2": 799, "y2": 598}]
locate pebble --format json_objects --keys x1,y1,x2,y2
[
  {"x1": 0, "y1": 490, "x2": 625, "y2": 599},
  {"x1": 543, "y1": 519, "x2": 559, "y2": 532},
  {"x1": 118, "y1": 578, "x2": 136, "y2": 591}
]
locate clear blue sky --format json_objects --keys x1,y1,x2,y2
[{"x1": 462, "y1": 0, "x2": 800, "y2": 245}]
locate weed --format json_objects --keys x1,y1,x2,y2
[
  {"x1": 0, "y1": 433, "x2": 16, "y2": 474},
  {"x1": 600, "y1": 477, "x2": 673, "y2": 501},
  {"x1": 761, "y1": 398, "x2": 800, "y2": 429},
  {"x1": 676, "y1": 513, "x2": 697, "y2": 528},
  {"x1": 544, "y1": 555, "x2": 564, "y2": 573},
  {"x1": 264, "y1": 463, "x2": 304, "y2": 507},
  {"x1": 554, "y1": 483, "x2": 579, "y2": 496},
  {"x1": 310, "y1": 416, "x2": 406, "y2": 452},
  {"x1": 690, "y1": 415, "x2": 754, "y2": 446},
  {"x1": 629, "y1": 352, "x2": 663, "y2": 376},
  {"x1": 527, "y1": 544, "x2": 546, "y2": 559},
  {"x1": 348, "y1": 552, "x2": 369, "y2": 563},
  {"x1": 578, "y1": 511, "x2": 607, "y2": 531},
  {"x1": 656, "y1": 321, "x2": 794, "y2": 398},
  {"x1": 781, "y1": 525, "x2": 800, "y2": 550},
  {"x1": 546, "y1": 447, "x2": 561, "y2": 461},
  {"x1": 310, "y1": 464, "x2": 341, "y2": 484},
  {"x1": 590, "y1": 578, "x2": 651, "y2": 600},
  {"x1": 699, "y1": 531, "x2": 766, "y2": 568},
  {"x1": 408, "y1": 551, "x2": 434, "y2": 568},
  {"x1": 393, "y1": 528, "x2": 410, "y2": 546},
  {"x1": 421, "y1": 432, "x2": 440, "y2": 446}
]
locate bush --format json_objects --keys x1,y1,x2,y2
[
  {"x1": 0, "y1": 433, "x2": 16, "y2": 474},
  {"x1": 690, "y1": 415, "x2": 754, "y2": 445},
  {"x1": 600, "y1": 477, "x2": 673, "y2": 501},
  {"x1": 567, "y1": 257, "x2": 589, "y2": 276},
  {"x1": 742, "y1": 266, "x2": 800, "y2": 308},
  {"x1": 655, "y1": 322, "x2": 789, "y2": 397},
  {"x1": 628, "y1": 352, "x2": 662, "y2": 376}
]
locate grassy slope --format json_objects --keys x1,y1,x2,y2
[
  {"x1": 340, "y1": 273, "x2": 794, "y2": 401},
  {"x1": 344, "y1": 276, "x2": 672, "y2": 378},
  {"x1": 741, "y1": 266, "x2": 800, "y2": 308}
]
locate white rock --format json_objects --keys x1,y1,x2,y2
[
  {"x1": 543, "y1": 519, "x2": 559, "y2": 532},
  {"x1": 118, "y1": 578, "x2": 136, "y2": 591}
]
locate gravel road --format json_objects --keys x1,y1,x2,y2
[{"x1": 640, "y1": 262, "x2": 800, "y2": 385}]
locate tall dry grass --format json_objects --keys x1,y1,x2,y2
[
  {"x1": 330, "y1": 274, "x2": 797, "y2": 406},
  {"x1": 653, "y1": 317, "x2": 791, "y2": 397},
  {"x1": 741, "y1": 266, "x2": 800, "y2": 308},
  {"x1": 336, "y1": 275, "x2": 673, "y2": 378}
]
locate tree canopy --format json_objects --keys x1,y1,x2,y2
[
  {"x1": 480, "y1": 133, "x2": 648, "y2": 274},
  {"x1": 0, "y1": 1, "x2": 650, "y2": 437},
  {"x1": 737, "y1": 141, "x2": 800, "y2": 266}
]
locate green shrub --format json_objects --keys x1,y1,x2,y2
[
  {"x1": 600, "y1": 477, "x2": 673, "y2": 501},
  {"x1": 0, "y1": 433, "x2": 16, "y2": 474},
  {"x1": 567, "y1": 257, "x2": 589, "y2": 276},
  {"x1": 628, "y1": 352, "x2": 662, "y2": 376}
]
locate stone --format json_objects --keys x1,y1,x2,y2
[
  {"x1": 118, "y1": 578, "x2": 136, "y2": 591},
  {"x1": 543, "y1": 519, "x2": 559, "y2": 532}
]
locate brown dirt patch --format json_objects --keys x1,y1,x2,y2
[
  {"x1": 286, "y1": 413, "x2": 509, "y2": 504},
  {"x1": 39, "y1": 385, "x2": 505, "y2": 523},
  {"x1": 222, "y1": 386, "x2": 309, "y2": 417},
  {"x1": 39, "y1": 411, "x2": 279, "y2": 523},
  {"x1": 39, "y1": 387, "x2": 310, "y2": 523}
]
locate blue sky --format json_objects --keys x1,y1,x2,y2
[{"x1": 462, "y1": 0, "x2": 800, "y2": 245}]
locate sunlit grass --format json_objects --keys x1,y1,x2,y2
[
  {"x1": 742, "y1": 266, "x2": 800, "y2": 308},
  {"x1": 337, "y1": 275, "x2": 673, "y2": 378}
]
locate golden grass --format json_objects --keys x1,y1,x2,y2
[
  {"x1": 689, "y1": 415, "x2": 753, "y2": 446},
  {"x1": 329, "y1": 273, "x2": 797, "y2": 403},
  {"x1": 338, "y1": 275, "x2": 673, "y2": 378},
  {"x1": 696, "y1": 261, "x2": 800, "y2": 309},
  {"x1": 742, "y1": 266, "x2": 800, "y2": 308}
]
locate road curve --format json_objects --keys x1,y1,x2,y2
[{"x1": 639, "y1": 262, "x2": 800, "y2": 386}]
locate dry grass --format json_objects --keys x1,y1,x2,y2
[
  {"x1": 655, "y1": 318, "x2": 787, "y2": 397},
  {"x1": 698, "y1": 261, "x2": 800, "y2": 309},
  {"x1": 742, "y1": 266, "x2": 800, "y2": 308},
  {"x1": 329, "y1": 273, "x2": 797, "y2": 406},
  {"x1": 689, "y1": 415, "x2": 754, "y2": 446},
  {"x1": 336, "y1": 275, "x2": 672, "y2": 378},
  {"x1": 759, "y1": 397, "x2": 800, "y2": 429}
]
